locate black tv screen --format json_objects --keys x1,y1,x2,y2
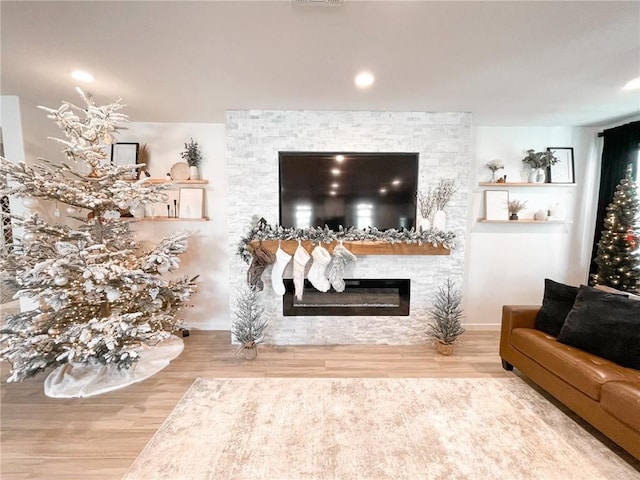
[{"x1": 279, "y1": 152, "x2": 418, "y2": 230}]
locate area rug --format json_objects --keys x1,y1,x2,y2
[{"x1": 124, "y1": 377, "x2": 639, "y2": 480}]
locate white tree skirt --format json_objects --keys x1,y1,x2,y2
[{"x1": 44, "y1": 335, "x2": 184, "y2": 398}]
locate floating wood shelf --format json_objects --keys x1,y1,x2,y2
[
  {"x1": 479, "y1": 182, "x2": 575, "y2": 187},
  {"x1": 128, "y1": 217, "x2": 209, "y2": 222},
  {"x1": 145, "y1": 179, "x2": 209, "y2": 185},
  {"x1": 249, "y1": 240, "x2": 450, "y2": 256},
  {"x1": 478, "y1": 219, "x2": 564, "y2": 224}
]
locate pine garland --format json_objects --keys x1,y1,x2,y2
[{"x1": 236, "y1": 219, "x2": 457, "y2": 264}]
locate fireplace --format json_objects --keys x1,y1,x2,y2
[{"x1": 283, "y1": 279, "x2": 410, "y2": 316}]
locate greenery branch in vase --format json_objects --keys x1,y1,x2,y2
[
  {"x1": 485, "y1": 159, "x2": 504, "y2": 183},
  {"x1": 231, "y1": 285, "x2": 268, "y2": 360},
  {"x1": 426, "y1": 278, "x2": 465, "y2": 356},
  {"x1": 508, "y1": 199, "x2": 528, "y2": 221},
  {"x1": 522, "y1": 149, "x2": 558, "y2": 183},
  {"x1": 431, "y1": 178, "x2": 457, "y2": 231},
  {"x1": 181, "y1": 138, "x2": 203, "y2": 180},
  {"x1": 417, "y1": 188, "x2": 436, "y2": 231}
]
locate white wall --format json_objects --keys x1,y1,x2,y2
[
  {"x1": 116, "y1": 123, "x2": 230, "y2": 330},
  {"x1": 464, "y1": 126, "x2": 600, "y2": 327}
]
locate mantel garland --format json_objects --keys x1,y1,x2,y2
[{"x1": 237, "y1": 219, "x2": 457, "y2": 264}]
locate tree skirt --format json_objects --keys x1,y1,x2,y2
[{"x1": 43, "y1": 335, "x2": 184, "y2": 398}]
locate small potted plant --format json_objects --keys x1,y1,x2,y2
[
  {"x1": 181, "y1": 138, "x2": 203, "y2": 180},
  {"x1": 231, "y1": 285, "x2": 267, "y2": 360},
  {"x1": 485, "y1": 159, "x2": 504, "y2": 183},
  {"x1": 508, "y1": 199, "x2": 528, "y2": 221},
  {"x1": 522, "y1": 149, "x2": 558, "y2": 183},
  {"x1": 426, "y1": 278, "x2": 465, "y2": 356}
]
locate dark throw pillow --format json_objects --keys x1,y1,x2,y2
[
  {"x1": 534, "y1": 279, "x2": 579, "y2": 337},
  {"x1": 557, "y1": 285, "x2": 640, "y2": 370}
]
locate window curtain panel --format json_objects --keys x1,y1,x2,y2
[{"x1": 589, "y1": 120, "x2": 640, "y2": 280}]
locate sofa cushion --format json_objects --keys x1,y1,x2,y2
[
  {"x1": 511, "y1": 328, "x2": 634, "y2": 400},
  {"x1": 558, "y1": 285, "x2": 640, "y2": 370},
  {"x1": 601, "y1": 381, "x2": 640, "y2": 431},
  {"x1": 534, "y1": 278, "x2": 578, "y2": 337}
]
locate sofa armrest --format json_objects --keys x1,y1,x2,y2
[{"x1": 499, "y1": 305, "x2": 540, "y2": 369}]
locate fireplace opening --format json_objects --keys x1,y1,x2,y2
[{"x1": 283, "y1": 279, "x2": 410, "y2": 316}]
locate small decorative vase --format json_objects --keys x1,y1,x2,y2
[
  {"x1": 533, "y1": 209, "x2": 548, "y2": 221},
  {"x1": 528, "y1": 168, "x2": 546, "y2": 183},
  {"x1": 549, "y1": 203, "x2": 565, "y2": 221},
  {"x1": 189, "y1": 165, "x2": 200, "y2": 180},
  {"x1": 436, "y1": 341, "x2": 454, "y2": 356},
  {"x1": 244, "y1": 347, "x2": 257, "y2": 360},
  {"x1": 131, "y1": 205, "x2": 145, "y2": 219},
  {"x1": 419, "y1": 217, "x2": 431, "y2": 231},
  {"x1": 432, "y1": 210, "x2": 447, "y2": 231},
  {"x1": 509, "y1": 213, "x2": 519, "y2": 221}
]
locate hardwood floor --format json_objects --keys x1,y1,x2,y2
[{"x1": 0, "y1": 330, "x2": 632, "y2": 479}]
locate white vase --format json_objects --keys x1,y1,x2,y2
[
  {"x1": 419, "y1": 217, "x2": 431, "y2": 231},
  {"x1": 528, "y1": 168, "x2": 546, "y2": 183},
  {"x1": 533, "y1": 209, "x2": 548, "y2": 221},
  {"x1": 432, "y1": 210, "x2": 447, "y2": 231},
  {"x1": 131, "y1": 205, "x2": 145, "y2": 219},
  {"x1": 188, "y1": 165, "x2": 200, "y2": 180}
]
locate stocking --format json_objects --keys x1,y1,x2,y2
[
  {"x1": 247, "y1": 245, "x2": 275, "y2": 291},
  {"x1": 328, "y1": 244, "x2": 356, "y2": 292},
  {"x1": 307, "y1": 245, "x2": 331, "y2": 292},
  {"x1": 271, "y1": 246, "x2": 292, "y2": 295},
  {"x1": 293, "y1": 244, "x2": 311, "y2": 301}
]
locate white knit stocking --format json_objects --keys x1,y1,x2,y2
[
  {"x1": 271, "y1": 246, "x2": 292, "y2": 295},
  {"x1": 307, "y1": 245, "x2": 331, "y2": 292},
  {"x1": 328, "y1": 244, "x2": 356, "y2": 292},
  {"x1": 293, "y1": 244, "x2": 311, "y2": 300}
]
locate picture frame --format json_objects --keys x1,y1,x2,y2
[
  {"x1": 111, "y1": 142, "x2": 140, "y2": 180},
  {"x1": 484, "y1": 190, "x2": 509, "y2": 221},
  {"x1": 547, "y1": 147, "x2": 575, "y2": 184},
  {"x1": 178, "y1": 188, "x2": 204, "y2": 219}
]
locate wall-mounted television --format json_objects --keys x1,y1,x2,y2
[{"x1": 279, "y1": 152, "x2": 418, "y2": 230}]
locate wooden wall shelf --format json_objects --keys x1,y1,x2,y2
[
  {"x1": 479, "y1": 219, "x2": 564, "y2": 224},
  {"x1": 249, "y1": 240, "x2": 450, "y2": 256},
  {"x1": 146, "y1": 179, "x2": 209, "y2": 185},
  {"x1": 128, "y1": 217, "x2": 209, "y2": 222},
  {"x1": 479, "y1": 182, "x2": 575, "y2": 187}
]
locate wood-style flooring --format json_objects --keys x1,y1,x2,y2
[{"x1": 0, "y1": 330, "x2": 632, "y2": 479}]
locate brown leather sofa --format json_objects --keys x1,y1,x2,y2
[{"x1": 500, "y1": 305, "x2": 640, "y2": 460}]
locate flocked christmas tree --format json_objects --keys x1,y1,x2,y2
[
  {"x1": 0, "y1": 90, "x2": 197, "y2": 382},
  {"x1": 591, "y1": 165, "x2": 640, "y2": 293}
]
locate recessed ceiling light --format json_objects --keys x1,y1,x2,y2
[
  {"x1": 335, "y1": 155, "x2": 345, "y2": 162},
  {"x1": 331, "y1": 168, "x2": 341, "y2": 176},
  {"x1": 331, "y1": 183, "x2": 339, "y2": 188},
  {"x1": 71, "y1": 70, "x2": 95, "y2": 83},
  {"x1": 392, "y1": 179, "x2": 401, "y2": 186},
  {"x1": 354, "y1": 71, "x2": 375, "y2": 88},
  {"x1": 329, "y1": 191, "x2": 337, "y2": 196},
  {"x1": 623, "y1": 77, "x2": 640, "y2": 91},
  {"x1": 379, "y1": 188, "x2": 387, "y2": 194}
]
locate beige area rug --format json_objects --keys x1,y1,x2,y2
[{"x1": 124, "y1": 377, "x2": 639, "y2": 480}]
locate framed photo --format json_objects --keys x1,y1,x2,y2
[
  {"x1": 179, "y1": 188, "x2": 204, "y2": 219},
  {"x1": 547, "y1": 147, "x2": 575, "y2": 184},
  {"x1": 111, "y1": 143, "x2": 139, "y2": 180},
  {"x1": 484, "y1": 190, "x2": 509, "y2": 221}
]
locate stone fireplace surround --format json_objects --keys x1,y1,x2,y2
[{"x1": 227, "y1": 110, "x2": 471, "y2": 345}]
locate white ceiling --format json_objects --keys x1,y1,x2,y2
[{"x1": 2, "y1": 0, "x2": 639, "y2": 127}]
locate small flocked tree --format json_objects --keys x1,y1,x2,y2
[
  {"x1": 231, "y1": 285, "x2": 267, "y2": 353},
  {"x1": 0, "y1": 91, "x2": 197, "y2": 382},
  {"x1": 591, "y1": 165, "x2": 640, "y2": 293},
  {"x1": 426, "y1": 278, "x2": 465, "y2": 353}
]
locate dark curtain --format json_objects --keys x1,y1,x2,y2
[{"x1": 589, "y1": 121, "x2": 640, "y2": 279}]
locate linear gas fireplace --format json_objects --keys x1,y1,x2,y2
[{"x1": 283, "y1": 279, "x2": 410, "y2": 316}]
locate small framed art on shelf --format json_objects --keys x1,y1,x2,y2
[
  {"x1": 111, "y1": 142, "x2": 140, "y2": 180},
  {"x1": 547, "y1": 147, "x2": 575, "y2": 184},
  {"x1": 178, "y1": 188, "x2": 204, "y2": 219},
  {"x1": 484, "y1": 190, "x2": 509, "y2": 221}
]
